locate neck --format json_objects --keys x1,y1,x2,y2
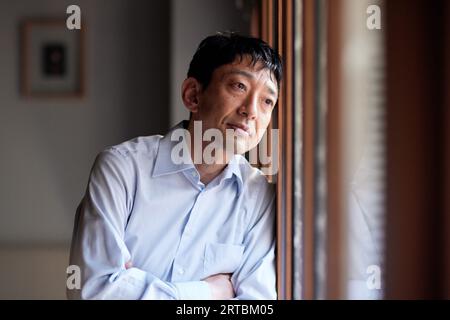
[
  {"x1": 195, "y1": 162, "x2": 226, "y2": 185},
  {"x1": 187, "y1": 120, "x2": 232, "y2": 185}
]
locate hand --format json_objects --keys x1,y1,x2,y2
[
  {"x1": 203, "y1": 273, "x2": 235, "y2": 300},
  {"x1": 125, "y1": 261, "x2": 133, "y2": 269}
]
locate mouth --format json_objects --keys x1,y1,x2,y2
[{"x1": 226, "y1": 123, "x2": 251, "y2": 137}]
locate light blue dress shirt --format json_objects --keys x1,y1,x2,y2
[{"x1": 68, "y1": 122, "x2": 276, "y2": 300}]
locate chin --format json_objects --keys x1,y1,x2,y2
[{"x1": 233, "y1": 139, "x2": 252, "y2": 155}]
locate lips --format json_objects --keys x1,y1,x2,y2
[{"x1": 226, "y1": 123, "x2": 251, "y2": 136}]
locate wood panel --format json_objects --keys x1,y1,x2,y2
[
  {"x1": 302, "y1": 0, "x2": 316, "y2": 300},
  {"x1": 385, "y1": 0, "x2": 447, "y2": 299}
]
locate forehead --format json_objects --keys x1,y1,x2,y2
[{"x1": 215, "y1": 55, "x2": 278, "y2": 89}]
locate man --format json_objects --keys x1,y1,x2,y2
[{"x1": 68, "y1": 33, "x2": 282, "y2": 300}]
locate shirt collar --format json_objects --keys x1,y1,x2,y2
[
  {"x1": 223, "y1": 154, "x2": 244, "y2": 195},
  {"x1": 152, "y1": 121, "x2": 194, "y2": 177},
  {"x1": 152, "y1": 120, "x2": 244, "y2": 195}
]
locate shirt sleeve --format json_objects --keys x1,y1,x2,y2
[
  {"x1": 67, "y1": 149, "x2": 211, "y2": 300},
  {"x1": 231, "y1": 181, "x2": 277, "y2": 300}
]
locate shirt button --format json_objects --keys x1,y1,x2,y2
[{"x1": 178, "y1": 268, "x2": 185, "y2": 275}]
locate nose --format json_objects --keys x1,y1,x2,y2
[{"x1": 238, "y1": 94, "x2": 258, "y2": 120}]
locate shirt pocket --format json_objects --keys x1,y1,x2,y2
[{"x1": 203, "y1": 242, "x2": 245, "y2": 277}]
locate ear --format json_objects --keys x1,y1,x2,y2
[{"x1": 181, "y1": 77, "x2": 202, "y2": 113}]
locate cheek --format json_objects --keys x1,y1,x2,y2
[
  {"x1": 256, "y1": 112, "x2": 272, "y2": 130},
  {"x1": 206, "y1": 92, "x2": 237, "y2": 115},
  {"x1": 253, "y1": 115, "x2": 272, "y2": 141},
  {"x1": 223, "y1": 94, "x2": 241, "y2": 110}
]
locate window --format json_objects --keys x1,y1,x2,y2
[{"x1": 253, "y1": 0, "x2": 450, "y2": 299}]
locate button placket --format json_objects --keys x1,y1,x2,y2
[
  {"x1": 171, "y1": 189, "x2": 206, "y2": 282},
  {"x1": 171, "y1": 261, "x2": 186, "y2": 281},
  {"x1": 181, "y1": 189, "x2": 205, "y2": 237}
]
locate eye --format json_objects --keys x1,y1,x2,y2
[
  {"x1": 264, "y1": 99, "x2": 274, "y2": 107},
  {"x1": 232, "y1": 82, "x2": 246, "y2": 91}
]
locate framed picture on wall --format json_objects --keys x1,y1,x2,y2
[{"x1": 21, "y1": 19, "x2": 84, "y2": 98}]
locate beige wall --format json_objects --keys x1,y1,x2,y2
[
  {"x1": 0, "y1": 245, "x2": 69, "y2": 299},
  {"x1": 0, "y1": 0, "x2": 170, "y2": 299}
]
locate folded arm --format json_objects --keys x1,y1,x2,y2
[
  {"x1": 231, "y1": 183, "x2": 277, "y2": 300},
  {"x1": 68, "y1": 150, "x2": 212, "y2": 300}
]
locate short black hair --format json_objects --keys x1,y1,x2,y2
[{"x1": 187, "y1": 32, "x2": 283, "y2": 91}]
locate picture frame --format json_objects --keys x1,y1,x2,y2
[{"x1": 21, "y1": 19, "x2": 84, "y2": 98}]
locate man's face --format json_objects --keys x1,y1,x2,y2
[{"x1": 191, "y1": 55, "x2": 278, "y2": 155}]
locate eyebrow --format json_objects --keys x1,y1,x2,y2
[{"x1": 226, "y1": 69, "x2": 278, "y2": 97}]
